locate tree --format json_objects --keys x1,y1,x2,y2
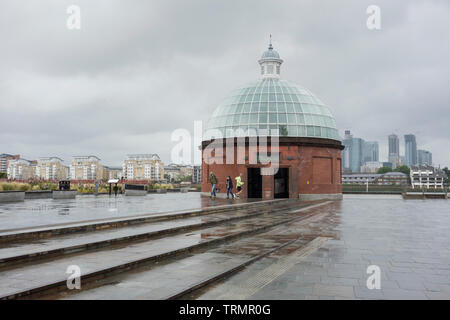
[
  {"x1": 0, "y1": 172, "x2": 6, "y2": 179},
  {"x1": 377, "y1": 166, "x2": 392, "y2": 174},
  {"x1": 394, "y1": 165, "x2": 410, "y2": 176}
]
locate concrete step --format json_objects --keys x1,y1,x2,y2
[
  {"x1": 59, "y1": 237, "x2": 304, "y2": 300},
  {"x1": 0, "y1": 201, "x2": 303, "y2": 267},
  {"x1": 0, "y1": 201, "x2": 331, "y2": 299},
  {"x1": 0, "y1": 198, "x2": 291, "y2": 243},
  {"x1": 38, "y1": 202, "x2": 333, "y2": 300}
]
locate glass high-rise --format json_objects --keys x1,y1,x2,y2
[
  {"x1": 417, "y1": 149, "x2": 432, "y2": 166},
  {"x1": 342, "y1": 130, "x2": 364, "y2": 173},
  {"x1": 388, "y1": 134, "x2": 400, "y2": 168},
  {"x1": 404, "y1": 134, "x2": 417, "y2": 166},
  {"x1": 363, "y1": 141, "x2": 379, "y2": 163}
]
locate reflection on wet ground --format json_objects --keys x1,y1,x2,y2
[
  {"x1": 193, "y1": 196, "x2": 450, "y2": 300},
  {"x1": 2, "y1": 194, "x2": 450, "y2": 300},
  {"x1": 0, "y1": 200, "x2": 313, "y2": 299},
  {"x1": 0, "y1": 193, "x2": 239, "y2": 231}
]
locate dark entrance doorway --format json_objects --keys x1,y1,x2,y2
[
  {"x1": 247, "y1": 168, "x2": 262, "y2": 198},
  {"x1": 274, "y1": 168, "x2": 289, "y2": 198}
]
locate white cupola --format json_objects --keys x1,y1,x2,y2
[{"x1": 258, "y1": 37, "x2": 283, "y2": 79}]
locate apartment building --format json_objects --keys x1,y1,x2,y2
[
  {"x1": 374, "y1": 172, "x2": 408, "y2": 185},
  {"x1": 410, "y1": 165, "x2": 446, "y2": 189},
  {"x1": 193, "y1": 165, "x2": 202, "y2": 184},
  {"x1": 105, "y1": 166, "x2": 123, "y2": 180},
  {"x1": 179, "y1": 165, "x2": 194, "y2": 178},
  {"x1": 122, "y1": 154, "x2": 164, "y2": 181},
  {"x1": 70, "y1": 156, "x2": 107, "y2": 181},
  {"x1": 7, "y1": 158, "x2": 36, "y2": 180},
  {"x1": 1, "y1": 154, "x2": 20, "y2": 173},
  {"x1": 164, "y1": 163, "x2": 182, "y2": 181},
  {"x1": 35, "y1": 157, "x2": 67, "y2": 180},
  {"x1": 360, "y1": 161, "x2": 383, "y2": 173},
  {"x1": 342, "y1": 172, "x2": 408, "y2": 185}
]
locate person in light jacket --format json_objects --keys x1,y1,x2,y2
[{"x1": 235, "y1": 173, "x2": 244, "y2": 198}]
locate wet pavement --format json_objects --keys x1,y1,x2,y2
[
  {"x1": 46, "y1": 206, "x2": 322, "y2": 300},
  {"x1": 192, "y1": 195, "x2": 450, "y2": 300},
  {"x1": 1, "y1": 194, "x2": 449, "y2": 300},
  {"x1": 0, "y1": 193, "x2": 234, "y2": 231},
  {"x1": 0, "y1": 202, "x2": 287, "y2": 263},
  {"x1": 0, "y1": 200, "x2": 316, "y2": 298}
]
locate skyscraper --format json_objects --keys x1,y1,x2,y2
[
  {"x1": 417, "y1": 149, "x2": 432, "y2": 166},
  {"x1": 363, "y1": 141, "x2": 379, "y2": 163},
  {"x1": 342, "y1": 130, "x2": 364, "y2": 173},
  {"x1": 388, "y1": 134, "x2": 400, "y2": 168},
  {"x1": 342, "y1": 130, "x2": 352, "y2": 172},
  {"x1": 404, "y1": 134, "x2": 417, "y2": 167}
]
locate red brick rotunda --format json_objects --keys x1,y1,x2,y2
[{"x1": 201, "y1": 41, "x2": 343, "y2": 201}]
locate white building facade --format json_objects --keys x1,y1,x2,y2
[
  {"x1": 122, "y1": 154, "x2": 164, "y2": 181},
  {"x1": 410, "y1": 165, "x2": 445, "y2": 189}
]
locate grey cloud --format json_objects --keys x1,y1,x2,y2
[{"x1": 0, "y1": 0, "x2": 449, "y2": 167}]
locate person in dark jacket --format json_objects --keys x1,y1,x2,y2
[
  {"x1": 226, "y1": 176, "x2": 234, "y2": 199},
  {"x1": 209, "y1": 172, "x2": 218, "y2": 198}
]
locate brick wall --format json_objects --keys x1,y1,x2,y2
[{"x1": 202, "y1": 141, "x2": 342, "y2": 199}]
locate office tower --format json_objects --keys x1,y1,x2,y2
[
  {"x1": 417, "y1": 149, "x2": 432, "y2": 166},
  {"x1": 388, "y1": 134, "x2": 400, "y2": 168},
  {"x1": 342, "y1": 130, "x2": 364, "y2": 173},
  {"x1": 363, "y1": 141, "x2": 379, "y2": 163},
  {"x1": 342, "y1": 130, "x2": 353, "y2": 172},
  {"x1": 404, "y1": 134, "x2": 417, "y2": 166}
]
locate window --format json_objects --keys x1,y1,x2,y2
[{"x1": 267, "y1": 65, "x2": 274, "y2": 74}]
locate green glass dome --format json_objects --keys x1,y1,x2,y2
[{"x1": 203, "y1": 78, "x2": 339, "y2": 141}]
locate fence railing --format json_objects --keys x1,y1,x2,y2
[{"x1": 342, "y1": 184, "x2": 449, "y2": 194}]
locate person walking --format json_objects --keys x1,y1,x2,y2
[
  {"x1": 235, "y1": 173, "x2": 244, "y2": 198},
  {"x1": 226, "y1": 176, "x2": 234, "y2": 199},
  {"x1": 209, "y1": 172, "x2": 218, "y2": 198}
]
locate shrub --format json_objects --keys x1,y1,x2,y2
[
  {"x1": 0, "y1": 182, "x2": 31, "y2": 191},
  {"x1": 1, "y1": 183, "x2": 14, "y2": 191},
  {"x1": 19, "y1": 184, "x2": 30, "y2": 191},
  {"x1": 151, "y1": 183, "x2": 174, "y2": 190}
]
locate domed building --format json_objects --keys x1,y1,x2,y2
[{"x1": 201, "y1": 41, "x2": 343, "y2": 200}]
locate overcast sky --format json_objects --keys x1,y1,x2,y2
[{"x1": 1, "y1": 0, "x2": 449, "y2": 167}]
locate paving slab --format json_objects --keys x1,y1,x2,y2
[
  {"x1": 0, "y1": 202, "x2": 327, "y2": 299},
  {"x1": 0, "y1": 204, "x2": 287, "y2": 264},
  {"x1": 191, "y1": 196, "x2": 450, "y2": 300}
]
